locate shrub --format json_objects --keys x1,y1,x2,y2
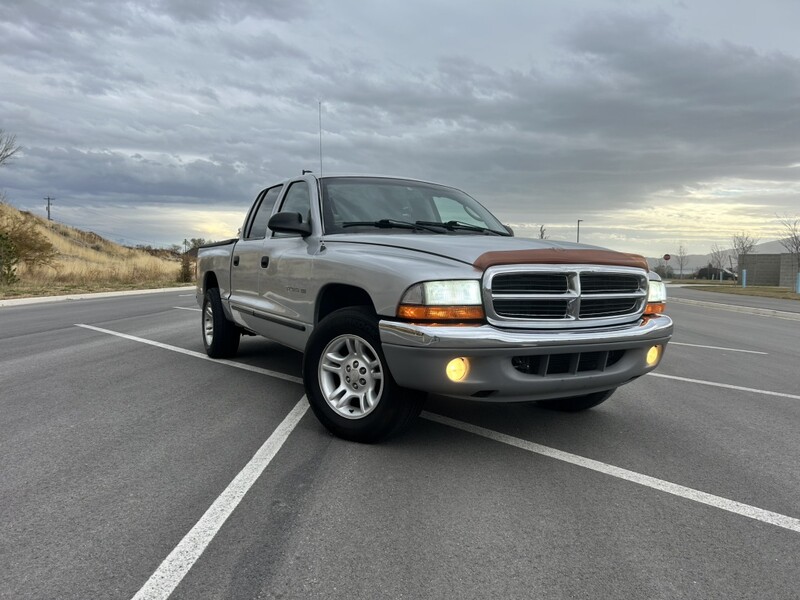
[
  {"x1": 178, "y1": 253, "x2": 193, "y2": 283},
  {"x1": 0, "y1": 232, "x2": 19, "y2": 284},
  {"x1": 1, "y1": 210, "x2": 57, "y2": 268}
]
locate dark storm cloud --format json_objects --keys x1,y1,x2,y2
[
  {"x1": 2, "y1": 2, "x2": 799, "y2": 248},
  {"x1": 148, "y1": 0, "x2": 308, "y2": 23},
  {"x1": 302, "y1": 12, "x2": 800, "y2": 219}
]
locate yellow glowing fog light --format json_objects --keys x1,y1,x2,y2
[
  {"x1": 646, "y1": 345, "x2": 663, "y2": 367},
  {"x1": 446, "y1": 357, "x2": 470, "y2": 382}
]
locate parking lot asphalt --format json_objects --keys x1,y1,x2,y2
[{"x1": 1, "y1": 289, "x2": 798, "y2": 599}]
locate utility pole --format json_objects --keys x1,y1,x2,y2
[
  {"x1": 44, "y1": 196, "x2": 55, "y2": 221},
  {"x1": 577, "y1": 219, "x2": 583, "y2": 243}
]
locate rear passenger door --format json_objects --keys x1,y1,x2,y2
[
  {"x1": 228, "y1": 185, "x2": 282, "y2": 320},
  {"x1": 253, "y1": 179, "x2": 316, "y2": 350}
]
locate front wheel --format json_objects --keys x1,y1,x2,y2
[
  {"x1": 536, "y1": 389, "x2": 616, "y2": 412},
  {"x1": 202, "y1": 287, "x2": 240, "y2": 358},
  {"x1": 303, "y1": 307, "x2": 424, "y2": 443}
]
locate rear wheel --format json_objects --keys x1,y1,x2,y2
[
  {"x1": 536, "y1": 389, "x2": 615, "y2": 412},
  {"x1": 202, "y1": 287, "x2": 240, "y2": 358},
  {"x1": 303, "y1": 307, "x2": 424, "y2": 443}
]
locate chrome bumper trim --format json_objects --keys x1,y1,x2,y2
[{"x1": 379, "y1": 315, "x2": 673, "y2": 350}]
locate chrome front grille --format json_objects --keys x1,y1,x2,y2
[{"x1": 484, "y1": 265, "x2": 648, "y2": 329}]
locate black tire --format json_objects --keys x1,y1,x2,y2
[
  {"x1": 536, "y1": 388, "x2": 616, "y2": 412},
  {"x1": 202, "y1": 287, "x2": 240, "y2": 358},
  {"x1": 303, "y1": 307, "x2": 424, "y2": 443}
]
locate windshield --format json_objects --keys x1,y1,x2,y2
[{"x1": 320, "y1": 177, "x2": 507, "y2": 235}]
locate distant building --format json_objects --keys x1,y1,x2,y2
[{"x1": 738, "y1": 254, "x2": 799, "y2": 288}]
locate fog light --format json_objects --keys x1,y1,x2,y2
[
  {"x1": 446, "y1": 357, "x2": 469, "y2": 382},
  {"x1": 646, "y1": 345, "x2": 663, "y2": 367}
]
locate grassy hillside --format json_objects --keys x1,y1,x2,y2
[{"x1": 0, "y1": 202, "x2": 188, "y2": 298}]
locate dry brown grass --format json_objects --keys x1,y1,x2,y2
[
  {"x1": 689, "y1": 285, "x2": 800, "y2": 301},
  {"x1": 1, "y1": 202, "x2": 188, "y2": 298}
]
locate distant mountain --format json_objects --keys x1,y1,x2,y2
[{"x1": 646, "y1": 239, "x2": 791, "y2": 273}]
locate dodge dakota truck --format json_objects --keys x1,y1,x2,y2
[{"x1": 196, "y1": 174, "x2": 672, "y2": 442}]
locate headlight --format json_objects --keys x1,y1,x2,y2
[
  {"x1": 645, "y1": 280, "x2": 667, "y2": 315},
  {"x1": 398, "y1": 280, "x2": 484, "y2": 322},
  {"x1": 647, "y1": 280, "x2": 667, "y2": 303}
]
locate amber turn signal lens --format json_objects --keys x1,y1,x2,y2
[
  {"x1": 644, "y1": 302, "x2": 666, "y2": 315},
  {"x1": 398, "y1": 305, "x2": 485, "y2": 321}
]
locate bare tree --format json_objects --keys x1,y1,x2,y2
[
  {"x1": 731, "y1": 232, "x2": 759, "y2": 259},
  {"x1": 731, "y1": 231, "x2": 759, "y2": 284},
  {"x1": 538, "y1": 224, "x2": 548, "y2": 239},
  {"x1": 778, "y1": 216, "x2": 800, "y2": 283},
  {"x1": 653, "y1": 259, "x2": 674, "y2": 279},
  {"x1": 709, "y1": 243, "x2": 726, "y2": 280},
  {"x1": 0, "y1": 130, "x2": 20, "y2": 166},
  {"x1": 675, "y1": 244, "x2": 689, "y2": 279}
]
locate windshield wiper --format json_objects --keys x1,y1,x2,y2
[
  {"x1": 342, "y1": 219, "x2": 444, "y2": 233},
  {"x1": 415, "y1": 220, "x2": 507, "y2": 236}
]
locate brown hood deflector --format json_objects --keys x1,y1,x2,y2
[{"x1": 473, "y1": 249, "x2": 649, "y2": 271}]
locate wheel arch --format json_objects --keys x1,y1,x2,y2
[
  {"x1": 203, "y1": 271, "x2": 219, "y2": 294},
  {"x1": 316, "y1": 284, "x2": 376, "y2": 324}
]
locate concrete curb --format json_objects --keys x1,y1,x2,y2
[
  {"x1": 0, "y1": 286, "x2": 196, "y2": 308},
  {"x1": 670, "y1": 297, "x2": 800, "y2": 321}
]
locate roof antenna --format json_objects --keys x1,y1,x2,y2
[{"x1": 318, "y1": 100, "x2": 323, "y2": 177}]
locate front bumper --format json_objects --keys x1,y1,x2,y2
[{"x1": 379, "y1": 315, "x2": 673, "y2": 402}]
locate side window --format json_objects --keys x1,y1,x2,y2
[
  {"x1": 245, "y1": 185, "x2": 283, "y2": 239},
  {"x1": 433, "y1": 196, "x2": 485, "y2": 226},
  {"x1": 274, "y1": 181, "x2": 310, "y2": 236}
]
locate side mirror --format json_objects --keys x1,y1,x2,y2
[
  {"x1": 503, "y1": 224, "x2": 514, "y2": 237},
  {"x1": 268, "y1": 212, "x2": 312, "y2": 236}
]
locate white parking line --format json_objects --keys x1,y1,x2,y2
[
  {"x1": 647, "y1": 372, "x2": 800, "y2": 401},
  {"x1": 173, "y1": 306, "x2": 201, "y2": 312},
  {"x1": 670, "y1": 342, "x2": 767, "y2": 355},
  {"x1": 75, "y1": 324, "x2": 302, "y2": 384},
  {"x1": 131, "y1": 398, "x2": 309, "y2": 600},
  {"x1": 422, "y1": 412, "x2": 800, "y2": 534},
  {"x1": 75, "y1": 322, "x2": 800, "y2": 584}
]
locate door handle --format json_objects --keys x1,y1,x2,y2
[
  {"x1": 261, "y1": 256, "x2": 270, "y2": 268},
  {"x1": 233, "y1": 255, "x2": 240, "y2": 267}
]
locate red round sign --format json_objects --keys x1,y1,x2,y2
[{"x1": 663, "y1": 254, "x2": 671, "y2": 261}]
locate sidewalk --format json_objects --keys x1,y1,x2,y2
[
  {"x1": 0, "y1": 286, "x2": 195, "y2": 308},
  {"x1": 666, "y1": 285, "x2": 800, "y2": 316}
]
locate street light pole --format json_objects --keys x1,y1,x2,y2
[{"x1": 577, "y1": 219, "x2": 583, "y2": 243}]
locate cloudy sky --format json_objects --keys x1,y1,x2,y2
[{"x1": 1, "y1": 0, "x2": 799, "y2": 255}]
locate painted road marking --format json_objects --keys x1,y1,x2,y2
[
  {"x1": 173, "y1": 306, "x2": 201, "y2": 312},
  {"x1": 670, "y1": 341, "x2": 767, "y2": 355},
  {"x1": 131, "y1": 398, "x2": 309, "y2": 600},
  {"x1": 76, "y1": 323, "x2": 800, "y2": 571},
  {"x1": 75, "y1": 324, "x2": 302, "y2": 384},
  {"x1": 422, "y1": 412, "x2": 800, "y2": 534},
  {"x1": 647, "y1": 372, "x2": 800, "y2": 401}
]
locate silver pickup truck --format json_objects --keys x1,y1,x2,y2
[{"x1": 197, "y1": 175, "x2": 672, "y2": 442}]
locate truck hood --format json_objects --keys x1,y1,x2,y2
[{"x1": 322, "y1": 234, "x2": 648, "y2": 271}]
